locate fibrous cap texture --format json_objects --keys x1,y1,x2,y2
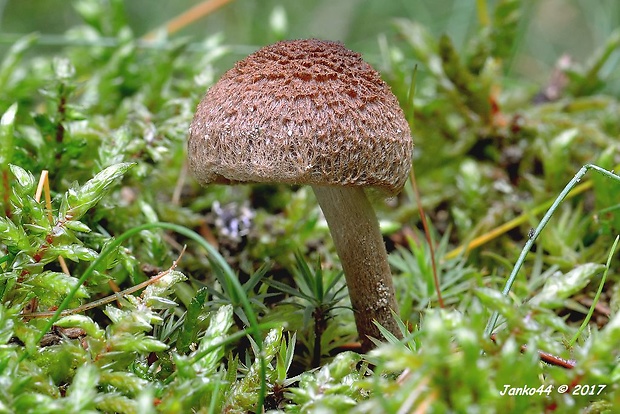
[{"x1": 188, "y1": 38, "x2": 413, "y2": 194}]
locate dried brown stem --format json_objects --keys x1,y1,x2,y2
[
  {"x1": 35, "y1": 170, "x2": 70, "y2": 275},
  {"x1": 142, "y1": 0, "x2": 236, "y2": 39},
  {"x1": 409, "y1": 164, "x2": 444, "y2": 307}
]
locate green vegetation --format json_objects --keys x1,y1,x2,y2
[{"x1": 1, "y1": 0, "x2": 619, "y2": 412}]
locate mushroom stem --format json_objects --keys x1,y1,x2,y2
[{"x1": 312, "y1": 185, "x2": 402, "y2": 351}]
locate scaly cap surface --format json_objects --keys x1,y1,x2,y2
[{"x1": 188, "y1": 38, "x2": 412, "y2": 194}]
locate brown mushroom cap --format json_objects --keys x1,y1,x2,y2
[{"x1": 188, "y1": 38, "x2": 412, "y2": 195}]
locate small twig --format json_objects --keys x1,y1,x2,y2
[
  {"x1": 22, "y1": 246, "x2": 187, "y2": 319},
  {"x1": 535, "y1": 348, "x2": 576, "y2": 370},
  {"x1": 490, "y1": 334, "x2": 575, "y2": 370},
  {"x1": 142, "y1": 0, "x2": 236, "y2": 40}
]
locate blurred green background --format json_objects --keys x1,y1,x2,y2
[{"x1": 1, "y1": 0, "x2": 618, "y2": 92}]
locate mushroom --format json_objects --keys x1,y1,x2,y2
[{"x1": 188, "y1": 39, "x2": 412, "y2": 351}]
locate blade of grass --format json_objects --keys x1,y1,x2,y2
[
  {"x1": 484, "y1": 164, "x2": 620, "y2": 337},
  {"x1": 446, "y1": 162, "x2": 620, "y2": 260},
  {"x1": 569, "y1": 235, "x2": 619, "y2": 346},
  {"x1": 476, "y1": 0, "x2": 490, "y2": 27},
  {"x1": 21, "y1": 221, "x2": 267, "y2": 411}
]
